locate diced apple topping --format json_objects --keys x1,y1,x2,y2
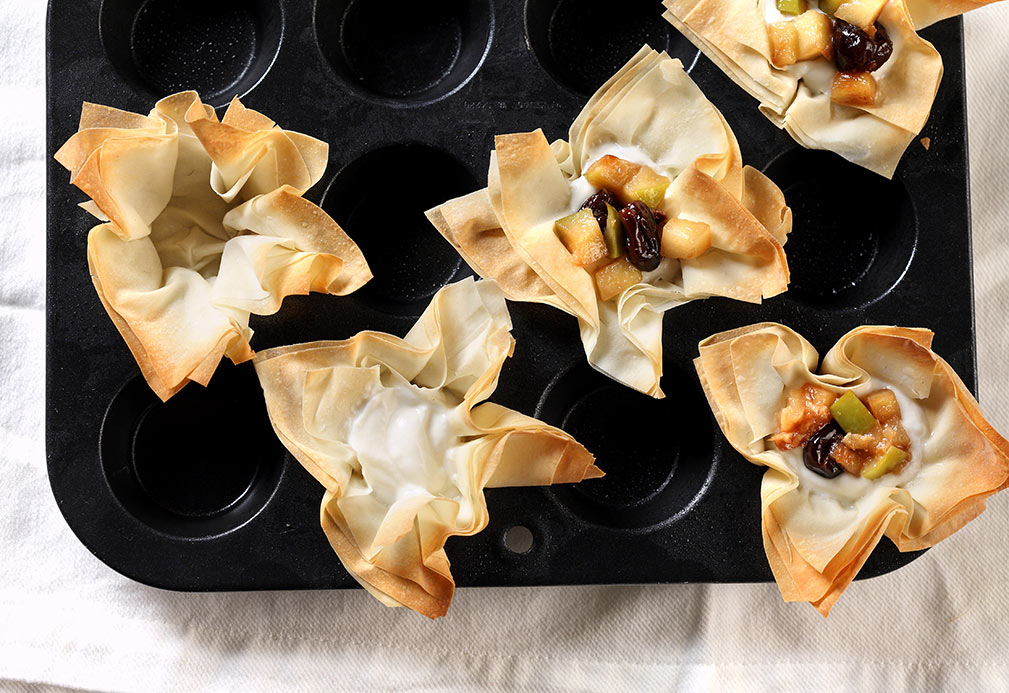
[
  {"x1": 554, "y1": 208, "x2": 609, "y2": 267},
  {"x1": 834, "y1": 0, "x2": 888, "y2": 31},
  {"x1": 600, "y1": 203, "x2": 625, "y2": 259},
  {"x1": 831, "y1": 441, "x2": 865, "y2": 476},
  {"x1": 777, "y1": 0, "x2": 808, "y2": 14},
  {"x1": 660, "y1": 218, "x2": 712, "y2": 260},
  {"x1": 585, "y1": 155, "x2": 640, "y2": 192},
  {"x1": 864, "y1": 388, "x2": 901, "y2": 422},
  {"x1": 831, "y1": 71, "x2": 877, "y2": 107},
  {"x1": 770, "y1": 384, "x2": 837, "y2": 450},
  {"x1": 625, "y1": 167, "x2": 671, "y2": 208},
  {"x1": 768, "y1": 21, "x2": 800, "y2": 67},
  {"x1": 594, "y1": 257, "x2": 642, "y2": 301},
  {"x1": 585, "y1": 156, "x2": 670, "y2": 208},
  {"x1": 794, "y1": 11, "x2": 833, "y2": 62},
  {"x1": 819, "y1": 0, "x2": 844, "y2": 16},
  {"x1": 778, "y1": 385, "x2": 914, "y2": 480},
  {"x1": 770, "y1": 12, "x2": 831, "y2": 66}
]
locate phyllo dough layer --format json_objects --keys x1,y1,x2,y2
[
  {"x1": 55, "y1": 92, "x2": 371, "y2": 400},
  {"x1": 254, "y1": 278, "x2": 603, "y2": 618},
  {"x1": 428, "y1": 46, "x2": 790, "y2": 399},
  {"x1": 695, "y1": 323, "x2": 1009, "y2": 615}
]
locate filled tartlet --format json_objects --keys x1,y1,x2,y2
[
  {"x1": 660, "y1": 0, "x2": 982, "y2": 177},
  {"x1": 55, "y1": 92, "x2": 371, "y2": 400},
  {"x1": 695, "y1": 323, "x2": 1009, "y2": 615},
  {"x1": 428, "y1": 46, "x2": 790, "y2": 398},
  {"x1": 254, "y1": 278, "x2": 602, "y2": 618}
]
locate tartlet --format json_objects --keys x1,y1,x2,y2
[
  {"x1": 428, "y1": 46, "x2": 790, "y2": 398},
  {"x1": 660, "y1": 0, "x2": 992, "y2": 177},
  {"x1": 254, "y1": 278, "x2": 602, "y2": 618},
  {"x1": 55, "y1": 92, "x2": 371, "y2": 400},
  {"x1": 695, "y1": 322, "x2": 1009, "y2": 614}
]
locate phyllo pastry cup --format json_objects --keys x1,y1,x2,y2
[
  {"x1": 694, "y1": 323, "x2": 1009, "y2": 615},
  {"x1": 254, "y1": 278, "x2": 603, "y2": 618},
  {"x1": 428, "y1": 46, "x2": 790, "y2": 399},
  {"x1": 55, "y1": 92, "x2": 371, "y2": 400},
  {"x1": 661, "y1": 0, "x2": 958, "y2": 178}
]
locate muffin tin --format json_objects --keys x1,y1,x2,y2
[{"x1": 46, "y1": 0, "x2": 974, "y2": 590}]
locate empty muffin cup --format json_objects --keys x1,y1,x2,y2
[
  {"x1": 525, "y1": 0, "x2": 698, "y2": 95},
  {"x1": 314, "y1": 0, "x2": 494, "y2": 105},
  {"x1": 321, "y1": 143, "x2": 477, "y2": 315},
  {"x1": 537, "y1": 363, "x2": 718, "y2": 530},
  {"x1": 100, "y1": 364, "x2": 285, "y2": 538},
  {"x1": 764, "y1": 148, "x2": 918, "y2": 310},
  {"x1": 99, "y1": 0, "x2": 284, "y2": 104}
]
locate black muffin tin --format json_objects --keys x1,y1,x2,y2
[{"x1": 46, "y1": 0, "x2": 974, "y2": 591}]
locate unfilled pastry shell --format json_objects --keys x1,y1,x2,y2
[{"x1": 55, "y1": 92, "x2": 371, "y2": 400}]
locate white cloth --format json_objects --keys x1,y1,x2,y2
[{"x1": 3, "y1": 2, "x2": 1009, "y2": 690}]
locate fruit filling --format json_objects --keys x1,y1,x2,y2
[
  {"x1": 771, "y1": 383, "x2": 912, "y2": 480},
  {"x1": 552, "y1": 155, "x2": 713, "y2": 301},
  {"x1": 766, "y1": 0, "x2": 895, "y2": 107}
]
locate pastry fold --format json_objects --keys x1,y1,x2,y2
[
  {"x1": 905, "y1": 0, "x2": 1003, "y2": 27},
  {"x1": 254, "y1": 278, "x2": 602, "y2": 618},
  {"x1": 55, "y1": 92, "x2": 371, "y2": 400},
  {"x1": 427, "y1": 46, "x2": 790, "y2": 399},
  {"x1": 694, "y1": 323, "x2": 1009, "y2": 615},
  {"x1": 662, "y1": 0, "x2": 945, "y2": 178}
]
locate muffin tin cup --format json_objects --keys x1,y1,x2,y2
[{"x1": 47, "y1": 0, "x2": 971, "y2": 590}]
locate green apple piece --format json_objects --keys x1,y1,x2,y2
[
  {"x1": 819, "y1": 0, "x2": 844, "y2": 15},
  {"x1": 625, "y1": 167, "x2": 671, "y2": 209},
  {"x1": 861, "y1": 446, "x2": 909, "y2": 480},
  {"x1": 555, "y1": 208, "x2": 608, "y2": 267},
  {"x1": 777, "y1": 0, "x2": 808, "y2": 15},
  {"x1": 602, "y1": 203, "x2": 625, "y2": 259},
  {"x1": 830, "y1": 391, "x2": 877, "y2": 434}
]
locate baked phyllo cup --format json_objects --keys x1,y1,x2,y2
[
  {"x1": 659, "y1": 0, "x2": 990, "y2": 177},
  {"x1": 254, "y1": 278, "x2": 603, "y2": 618},
  {"x1": 428, "y1": 46, "x2": 791, "y2": 399},
  {"x1": 55, "y1": 92, "x2": 372, "y2": 400},
  {"x1": 695, "y1": 322, "x2": 1009, "y2": 615}
]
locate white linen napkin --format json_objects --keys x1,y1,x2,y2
[{"x1": 2, "y1": 2, "x2": 1009, "y2": 690}]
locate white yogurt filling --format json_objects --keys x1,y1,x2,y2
[{"x1": 347, "y1": 381, "x2": 472, "y2": 522}]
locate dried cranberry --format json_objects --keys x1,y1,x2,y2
[
  {"x1": 580, "y1": 189, "x2": 620, "y2": 230},
  {"x1": 619, "y1": 201, "x2": 661, "y2": 272},
  {"x1": 832, "y1": 19, "x2": 893, "y2": 73},
  {"x1": 803, "y1": 421, "x2": 845, "y2": 478}
]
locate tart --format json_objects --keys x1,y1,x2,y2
[
  {"x1": 55, "y1": 92, "x2": 371, "y2": 400},
  {"x1": 662, "y1": 0, "x2": 955, "y2": 177},
  {"x1": 254, "y1": 278, "x2": 603, "y2": 618},
  {"x1": 428, "y1": 46, "x2": 790, "y2": 398},
  {"x1": 695, "y1": 323, "x2": 1009, "y2": 614}
]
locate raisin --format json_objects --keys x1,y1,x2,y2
[
  {"x1": 619, "y1": 201, "x2": 661, "y2": 272},
  {"x1": 652, "y1": 208, "x2": 668, "y2": 230},
  {"x1": 803, "y1": 421, "x2": 845, "y2": 479},
  {"x1": 580, "y1": 189, "x2": 620, "y2": 230},
  {"x1": 832, "y1": 19, "x2": 893, "y2": 73}
]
